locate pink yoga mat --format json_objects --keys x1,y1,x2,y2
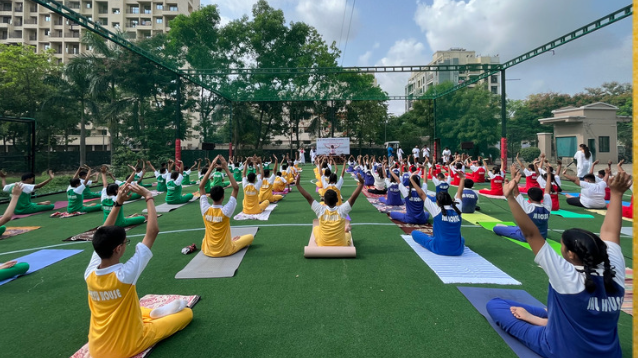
[{"x1": 304, "y1": 220, "x2": 356, "y2": 258}]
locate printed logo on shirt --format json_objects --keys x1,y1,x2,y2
[
  {"x1": 442, "y1": 215, "x2": 460, "y2": 223},
  {"x1": 89, "y1": 289, "x2": 122, "y2": 302},
  {"x1": 586, "y1": 296, "x2": 623, "y2": 312},
  {"x1": 205, "y1": 215, "x2": 223, "y2": 223},
  {"x1": 533, "y1": 213, "x2": 549, "y2": 220}
]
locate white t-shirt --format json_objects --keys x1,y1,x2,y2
[
  {"x1": 3, "y1": 183, "x2": 35, "y2": 194},
  {"x1": 397, "y1": 148, "x2": 404, "y2": 159},
  {"x1": 423, "y1": 148, "x2": 430, "y2": 158},
  {"x1": 516, "y1": 193, "x2": 552, "y2": 213},
  {"x1": 311, "y1": 200, "x2": 352, "y2": 219},
  {"x1": 242, "y1": 176, "x2": 263, "y2": 190},
  {"x1": 412, "y1": 147, "x2": 420, "y2": 157},
  {"x1": 442, "y1": 149, "x2": 451, "y2": 162},
  {"x1": 67, "y1": 184, "x2": 85, "y2": 195},
  {"x1": 84, "y1": 243, "x2": 153, "y2": 285},
  {"x1": 579, "y1": 181, "x2": 607, "y2": 208},
  {"x1": 372, "y1": 173, "x2": 385, "y2": 190},
  {"x1": 574, "y1": 151, "x2": 592, "y2": 178},
  {"x1": 200, "y1": 195, "x2": 236, "y2": 218}
]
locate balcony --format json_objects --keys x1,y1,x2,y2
[
  {"x1": 98, "y1": 9, "x2": 107, "y2": 14},
  {"x1": 29, "y1": 7, "x2": 36, "y2": 12},
  {"x1": 15, "y1": 6, "x2": 22, "y2": 12},
  {"x1": 24, "y1": 18, "x2": 37, "y2": 24},
  {"x1": 8, "y1": 31, "x2": 22, "y2": 38},
  {"x1": 28, "y1": 34, "x2": 36, "y2": 40},
  {"x1": 53, "y1": 19, "x2": 63, "y2": 25},
  {"x1": 64, "y1": 31, "x2": 80, "y2": 38}
]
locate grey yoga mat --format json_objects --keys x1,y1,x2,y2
[{"x1": 175, "y1": 227, "x2": 259, "y2": 279}]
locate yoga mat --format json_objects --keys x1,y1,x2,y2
[
  {"x1": 477, "y1": 222, "x2": 516, "y2": 232},
  {"x1": 143, "y1": 196, "x2": 197, "y2": 213},
  {"x1": 605, "y1": 200, "x2": 631, "y2": 207},
  {"x1": 0, "y1": 249, "x2": 83, "y2": 286},
  {"x1": 389, "y1": 218, "x2": 433, "y2": 235},
  {"x1": 550, "y1": 209, "x2": 594, "y2": 219},
  {"x1": 175, "y1": 227, "x2": 259, "y2": 279},
  {"x1": 586, "y1": 209, "x2": 633, "y2": 222},
  {"x1": 304, "y1": 220, "x2": 356, "y2": 258},
  {"x1": 63, "y1": 214, "x2": 161, "y2": 241},
  {"x1": 501, "y1": 236, "x2": 562, "y2": 255},
  {"x1": 50, "y1": 211, "x2": 87, "y2": 218},
  {"x1": 70, "y1": 294, "x2": 200, "y2": 358},
  {"x1": 622, "y1": 267, "x2": 632, "y2": 316},
  {"x1": 0, "y1": 226, "x2": 41, "y2": 240},
  {"x1": 559, "y1": 192, "x2": 579, "y2": 197},
  {"x1": 457, "y1": 286, "x2": 545, "y2": 358},
  {"x1": 366, "y1": 197, "x2": 405, "y2": 214},
  {"x1": 462, "y1": 212, "x2": 500, "y2": 225},
  {"x1": 400, "y1": 235, "x2": 521, "y2": 285},
  {"x1": 53, "y1": 201, "x2": 68, "y2": 210},
  {"x1": 233, "y1": 204, "x2": 277, "y2": 221},
  {"x1": 273, "y1": 188, "x2": 290, "y2": 195},
  {"x1": 124, "y1": 190, "x2": 161, "y2": 204},
  {"x1": 362, "y1": 189, "x2": 385, "y2": 199},
  {"x1": 620, "y1": 227, "x2": 633, "y2": 237},
  {"x1": 478, "y1": 193, "x2": 506, "y2": 199}
]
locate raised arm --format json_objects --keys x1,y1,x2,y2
[
  {"x1": 242, "y1": 158, "x2": 249, "y2": 178},
  {"x1": 130, "y1": 185, "x2": 159, "y2": 249},
  {"x1": 199, "y1": 159, "x2": 216, "y2": 196},
  {"x1": 101, "y1": 165, "x2": 109, "y2": 189},
  {"x1": 72, "y1": 166, "x2": 82, "y2": 180},
  {"x1": 0, "y1": 184, "x2": 23, "y2": 226},
  {"x1": 341, "y1": 157, "x2": 347, "y2": 177},
  {"x1": 189, "y1": 161, "x2": 198, "y2": 171},
  {"x1": 515, "y1": 152, "x2": 524, "y2": 169},
  {"x1": 295, "y1": 175, "x2": 315, "y2": 205},
  {"x1": 455, "y1": 173, "x2": 465, "y2": 201},
  {"x1": 543, "y1": 162, "x2": 552, "y2": 195},
  {"x1": 562, "y1": 170, "x2": 580, "y2": 186},
  {"x1": 347, "y1": 174, "x2": 365, "y2": 207},
  {"x1": 34, "y1": 170, "x2": 55, "y2": 189},
  {"x1": 220, "y1": 156, "x2": 239, "y2": 198},
  {"x1": 146, "y1": 161, "x2": 156, "y2": 173},
  {"x1": 600, "y1": 172, "x2": 631, "y2": 245},
  {"x1": 503, "y1": 171, "x2": 545, "y2": 254},
  {"x1": 409, "y1": 175, "x2": 427, "y2": 202}
]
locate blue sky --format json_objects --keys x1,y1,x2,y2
[{"x1": 201, "y1": 0, "x2": 632, "y2": 114}]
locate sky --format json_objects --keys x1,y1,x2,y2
[{"x1": 200, "y1": 0, "x2": 632, "y2": 115}]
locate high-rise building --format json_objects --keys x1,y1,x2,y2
[
  {"x1": 405, "y1": 48, "x2": 500, "y2": 112},
  {"x1": 0, "y1": 0, "x2": 199, "y2": 63}
]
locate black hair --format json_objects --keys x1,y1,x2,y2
[
  {"x1": 562, "y1": 228, "x2": 617, "y2": 293},
  {"x1": 210, "y1": 186, "x2": 224, "y2": 202},
  {"x1": 436, "y1": 173, "x2": 445, "y2": 180},
  {"x1": 324, "y1": 189, "x2": 338, "y2": 207},
  {"x1": 597, "y1": 170, "x2": 605, "y2": 177},
  {"x1": 580, "y1": 144, "x2": 591, "y2": 159},
  {"x1": 276, "y1": 171, "x2": 282, "y2": 176},
  {"x1": 409, "y1": 166, "x2": 417, "y2": 173},
  {"x1": 216, "y1": 167, "x2": 222, "y2": 172},
  {"x1": 492, "y1": 165, "x2": 501, "y2": 174},
  {"x1": 528, "y1": 164, "x2": 535, "y2": 171},
  {"x1": 324, "y1": 168, "x2": 331, "y2": 177},
  {"x1": 170, "y1": 171, "x2": 179, "y2": 180},
  {"x1": 377, "y1": 167, "x2": 384, "y2": 178},
  {"x1": 329, "y1": 173, "x2": 338, "y2": 184},
  {"x1": 264, "y1": 169, "x2": 271, "y2": 177},
  {"x1": 455, "y1": 163, "x2": 463, "y2": 170},
  {"x1": 282, "y1": 164, "x2": 289, "y2": 170},
  {"x1": 70, "y1": 178, "x2": 81, "y2": 187},
  {"x1": 21, "y1": 172, "x2": 35, "y2": 181},
  {"x1": 543, "y1": 173, "x2": 562, "y2": 194},
  {"x1": 435, "y1": 191, "x2": 461, "y2": 216},
  {"x1": 201, "y1": 167, "x2": 208, "y2": 175},
  {"x1": 321, "y1": 162, "x2": 328, "y2": 169},
  {"x1": 247, "y1": 172, "x2": 256, "y2": 183},
  {"x1": 464, "y1": 179, "x2": 474, "y2": 189},
  {"x1": 106, "y1": 183, "x2": 119, "y2": 196},
  {"x1": 79, "y1": 170, "x2": 88, "y2": 178},
  {"x1": 92, "y1": 226, "x2": 127, "y2": 259},
  {"x1": 161, "y1": 162, "x2": 167, "y2": 167},
  {"x1": 160, "y1": 168, "x2": 167, "y2": 174},
  {"x1": 583, "y1": 173, "x2": 596, "y2": 182},
  {"x1": 527, "y1": 187, "x2": 543, "y2": 202},
  {"x1": 135, "y1": 166, "x2": 142, "y2": 172},
  {"x1": 408, "y1": 175, "x2": 421, "y2": 190}
]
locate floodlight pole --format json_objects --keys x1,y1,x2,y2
[
  {"x1": 229, "y1": 101, "x2": 233, "y2": 158},
  {"x1": 175, "y1": 75, "x2": 182, "y2": 164},
  {"x1": 433, "y1": 99, "x2": 437, "y2": 164},
  {"x1": 500, "y1": 70, "x2": 507, "y2": 170}
]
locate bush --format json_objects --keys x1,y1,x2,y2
[{"x1": 519, "y1": 147, "x2": 541, "y2": 163}]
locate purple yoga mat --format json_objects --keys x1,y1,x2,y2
[{"x1": 457, "y1": 286, "x2": 545, "y2": 358}]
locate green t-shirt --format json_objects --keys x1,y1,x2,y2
[
  {"x1": 247, "y1": 166, "x2": 256, "y2": 175},
  {"x1": 211, "y1": 171, "x2": 226, "y2": 186},
  {"x1": 7, "y1": 183, "x2": 35, "y2": 212},
  {"x1": 166, "y1": 177, "x2": 183, "y2": 202},
  {"x1": 67, "y1": 185, "x2": 84, "y2": 212},
  {"x1": 156, "y1": 172, "x2": 167, "y2": 192},
  {"x1": 233, "y1": 168, "x2": 242, "y2": 181}
]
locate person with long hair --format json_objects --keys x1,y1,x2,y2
[
  {"x1": 574, "y1": 143, "x2": 593, "y2": 179},
  {"x1": 388, "y1": 170, "x2": 429, "y2": 225},
  {"x1": 409, "y1": 173, "x2": 465, "y2": 256},
  {"x1": 485, "y1": 170, "x2": 630, "y2": 358}
]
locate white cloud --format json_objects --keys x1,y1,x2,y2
[
  {"x1": 295, "y1": 0, "x2": 359, "y2": 46},
  {"x1": 373, "y1": 42, "x2": 380, "y2": 49},
  {"x1": 374, "y1": 39, "x2": 429, "y2": 115},
  {"x1": 357, "y1": 51, "x2": 372, "y2": 66}
]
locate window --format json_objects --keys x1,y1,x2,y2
[
  {"x1": 156, "y1": 4, "x2": 163, "y2": 10},
  {"x1": 156, "y1": 17, "x2": 162, "y2": 23},
  {"x1": 491, "y1": 86, "x2": 498, "y2": 94},
  {"x1": 169, "y1": 6, "x2": 177, "y2": 11},
  {"x1": 44, "y1": 15, "x2": 50, "y2": 21},
  {"x1": 112, "y1": 8, "x2": 120, "y2": 14},
  {"x1": 144, "y1": 7, "x2": 151, "y2": 14},
  {"x1": 599, "y1": 136, "x2": 610, "y2": 153},
  {"x1": 86, "y1": 2, "x2": 91, "y2": 8},
  {"x1": 44, "y1": 29, "x2": 49, "y2": 35},
  {"x1": 112, "y1": 22, "x2": 119, "y2": 28},
  {"x1": 43, "y1": 43, "x2": 50, "y2": 50},
  {"x1": 85, "y1": 44, "x2": 93, "y2": 50},
  {"x1": 131, "y1": 7, "x2": 139, "y2": 14},
  {"x1": 556, "y1": 136, "x2": 577, "y2": 158},
  {"x1": 491, "y1": 75, "x2": 498, "y2": 83}
]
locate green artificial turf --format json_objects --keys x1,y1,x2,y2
[{"x1": 0, "y1": 166, "x2": 632, "y2": 357}]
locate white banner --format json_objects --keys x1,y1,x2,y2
[{"x1": 316, "y1": 138, "x2": 350, "y2": 155}]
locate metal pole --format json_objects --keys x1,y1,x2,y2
[
  {"x1": 229, "y1": 101, "x2": 233, "y2": 158},
  {"x1": 30, "y1": 119, "x2": 36, "y2": 174},
  {"x1": 433, "y1": 99, "x2": 437, "y2": 163},
  {"x1": 175, "y1": 75, "x2": 182, "y2": 163},
  {"x1": 500, "y1": 70, "x2": 507, "y2": 169}
]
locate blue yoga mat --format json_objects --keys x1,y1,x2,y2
[
  {"x1": 457, "y1": 286, "x2": 546, "y2": 358},
  {"x1": 0, "y1": 249, "x2": 83, "y2": 286},
  {"x1": 559, "y1": 192, "x2": 579, "y2": 197},
  {"x1": 604, "y1": 200, "x2": 631, "y2": 207}
]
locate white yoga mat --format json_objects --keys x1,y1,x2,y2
[
  {"x1": 143, "y1": 196, "x2": 197, "y2": 213},
  {"x1": 233, "y1": 204, "x2": 277, "y2": 220},
  {"x1": 400, "y1": 235, "x2": 521, "y2": 285},
  {"x1": 124, "y1": 190, "x2": 160, "y2": 205},
  {"x1": 621, "y1": 227, "x2": 633, "y2": 237},
  {"x1": 175, "y1": 227, "x2": 259, "y2": 279}
]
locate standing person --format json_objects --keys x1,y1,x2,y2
[
  {"x1": 410, "y1": 173, "x2": 465, "y2": 256},
  {"x1": 299, "y1": 147, "x2": 306, "y2": 164},
  {"x1": 200, "y1": 155, "x2": 254, "y2": 257},
  {"x1": 387, "y1": 144, "x2": 394, "y2": 161},
  {"x1": 397, "y1": 146, "x2": 405, "y2": 162},
  {"x1": 423, "y1": 145, "x2": 430, "y2": 161},
  {"x1": 412, "y1": 145, "x2": 421, "y2": 163},
  {"x1": 574, "y1": 143, "x2": 593, "y2": 180},
  {"x1": 84, "y1": 184, "x2": 193, "y2": 358},
  {"x1": 485, "y1": 171, "x2": 630, "y2": 358},
  {"x1": 2, "y1": 170, "x2": 55, "y2": 214},
  {"x1": 442, "y1": 147, "x2": 452, "y2": 164},
  {"x1": 310, "y1": 147, "x2": 317, "y2": 164}
]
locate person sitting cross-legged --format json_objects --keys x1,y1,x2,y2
[
  {"x1": 85, "y1": 184, "x2": 193, "y2": 358},
  {"x1": 296, "y1": 173, "x2": 365, "y2": 246},
  {"x1": 165, "y1": 160, "x2": 194, "y2": 205},
  {"x1": 2, "y1": 170, "x2": 55, "y2": 215},
  {"x1": 200, "y1": 155, "x2": 254, "y2": 257},
  {"x1": 0, "y1": 183, "x2": 30, "y2": 280}
]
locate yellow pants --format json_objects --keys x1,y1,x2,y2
[
  {"x1": 243, "y1": 200, "x2": 270, "y2": 214},
  {"x1": 204, "y1": 234, "x2": 254, "y2": 257},
  {"x1": 313, "y1": 225, "x2": 351, "y2": 247},
  {"x1": 259, "y1": 193, "x2": 283, "y2": 203}
]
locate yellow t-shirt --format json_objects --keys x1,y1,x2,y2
[
  {"x1": 272, "y1": 176, "x2": 287, "y2": 192},
  {"x1": 242, "y1": 177, "x2": 263, "y2": 214},
  {"x1": 311, "y1": 200, "x2": 352, "y2": 246},
  {"x1": 85, "y1": 243, "x2": 153, "y2": 358},
  {"x1": 259, "y1": 177, "x2": 275, "y2": 202},
  {"x1": 201, "y1": 196, "x2": 236, "y2": 257}
]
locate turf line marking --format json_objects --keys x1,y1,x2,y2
[{"x1": 0, "y1": 241, "x2": 91, "y2": 257}]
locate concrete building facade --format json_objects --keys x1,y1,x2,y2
[
  {"x1": 0, "y1": 0, "x2": 198, "y2": 63},
  {"x1": 405, "y1": 48, "x2": 500, "y2": 112},
  {"x1": 537, "y1": 102, "x2": 630, "y2": 164}
]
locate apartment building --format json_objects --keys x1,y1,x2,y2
[
  {"x1": 0, "y1": 0, "x2": 199, "y2": 63},
  {"x1": 405, "y1": 48, "x2": 500, "y2": 112}
]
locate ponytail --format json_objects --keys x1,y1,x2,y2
[
  {"x1": 563, "y1": 229, "x2": 617, "y2": 294},
  {"x1": 435, "y1": 192, "x2": 461, "y2": 216},
  {"x1": 584, "y1": 146, "x2": 591, "y2": 159}
]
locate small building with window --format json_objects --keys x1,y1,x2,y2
[{"x1": 536, "y1": 102, "x2": 630, "y2": 164}]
